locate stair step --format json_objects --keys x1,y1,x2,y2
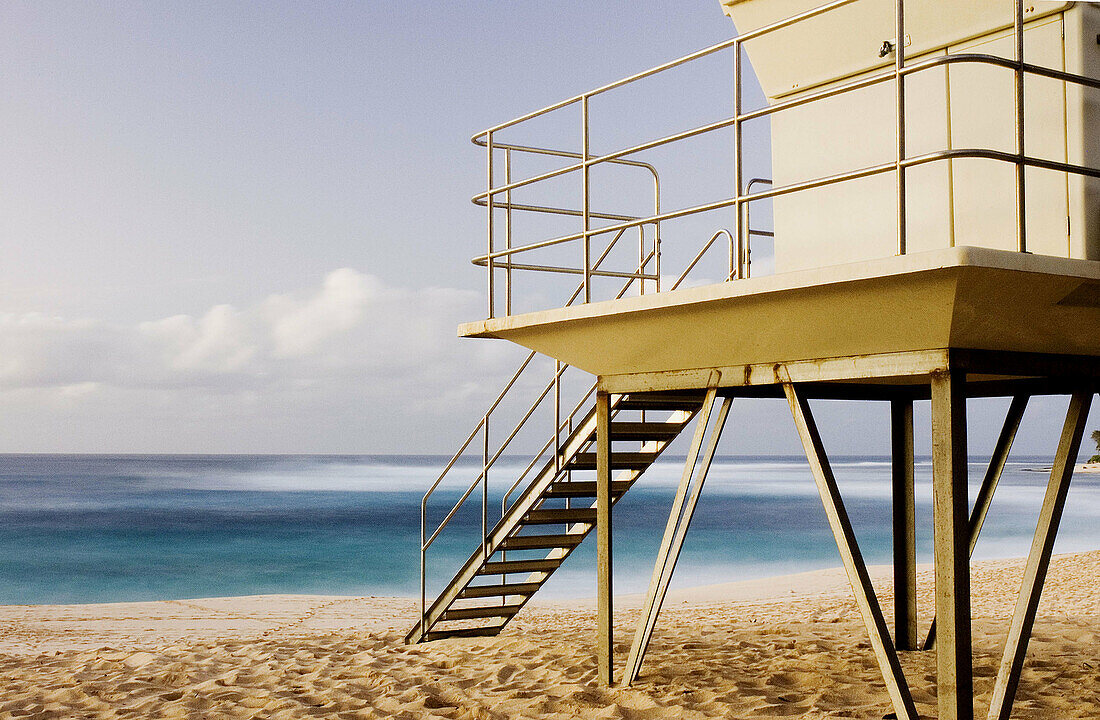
[
  {"x1": 568, "y1": 452, "x2": 659, "y2": 470},
  {"x1": 543, "y1": 480, "x2": 632, "y2": 498},
  {"x1": 441, "y1": 604, "x2": 524, "y2": 621},
  {"x1": 524, "y1": 508, "x2": 597, "y2": 524},
  {"x1": 501, "y1": 533, "x2": 585, "y2": 550},
  {"x1": 460, "y1": 582, "x2": 542, "y2": 599},
  {"x1": 424, "y1": 625, "x2": 505, "y2": 641},
  {"x1": 605, "y1": 421, "x2": 685, "y2": 441},
  {"x1": 618, "y1": 393, "x2": 705, "y2": 411},
  {"x1": 478, "y1": 559, "x2": 562, "y2": 575}
]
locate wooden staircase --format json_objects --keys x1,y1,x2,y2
[{"x1": 405, "y1": 391, "x2": 707, "y2": 644}]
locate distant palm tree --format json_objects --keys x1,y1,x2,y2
[{"x1": 1092, "y1": 429, "x2": 1100, "y2": 463}]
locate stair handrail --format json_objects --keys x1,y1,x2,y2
[
  {"x1": 419, "y1": 225, "x2": 641, "y2": 541},
  {"x1": 473, "y1": 139, "x2": 661, "y2": 316},
  {"x1": 419, "y1": 225, "x2": 655, "y2": 626},
  {"x1": 420, "y1": 240, "x2": 650, "y2": 550},
  {"x1": 671, "y1": 229, "x2": 737, "y2": 290},
  {"x1": 500, "y1": 380, "x2": 597, "y2": 517},
  {"x1": 497, "y1": 246, "x2": 660, "y2": 516},
  {"x1": 418, "y1": 216, "x2": 745, "y2": 631}
]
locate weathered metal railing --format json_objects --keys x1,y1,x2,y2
[
  {"x1": 470, "y1": 0, "x2": 1100, "y2": 318},
  {"x1": 418, "y1": 228, "x2": 658, "y2": 628},
  {"x1": 473, "y1": 140, "x2": 662, "y2": 317}
]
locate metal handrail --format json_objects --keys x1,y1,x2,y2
[
  {"x1": 495, "y1": 245, "x2": 657, "y2": 518},
  {"x1": 420, "y1": 232, "x2": 631, "y2": 544},
  {"x1": 671, "y1": 229, "x2": 737, "y2": 290},
  {"x1": 471, "y1": 53, "x2": 1100, "y2": 267},
  {"x1": 470, "y1": 0, "x2": 1100, "y2": 315},
  {"x1": 418, "y1": 222, "x2": 658, "y2": 627},
  {"x1": 478, "y1": 140, "x2": 661, "y2": 316},
  {"x1": 470, "y1": 0, "x2": 862, "y2": 142},
  {"x1": 421, "y1": 238, "x2": 650, "y2": 543}
]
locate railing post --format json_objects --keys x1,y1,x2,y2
[
  {"x1": 895, "y1": 0, "x2": 907, "y2": 256},
  {"x1": 482, "y1": 416, "x2": 490, "y2": 561},
  {"x1": 505, "y1": 147, "x2": 513, "y2": 315},
  {"x1": 1014, "y1": 0, "x2": 1027, "y2": 254},
  {"x1": 582, "y1": 96, "x2": 592, "y2": 303},
  {"x1": 487, "y1": 132, "x2": 496, "y2": 318},
  {"x1": 554, "y1": 361, "x2": 562, "y2": 475},
  {"x1": 733, "y1": 39, "x2": 745, "y2": 275},
  {"x1": 420, "y1": 501, "x2": 427, "y2": 633}
]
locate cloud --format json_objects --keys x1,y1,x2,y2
[
  {"x1": 268, "y1": 268, "x2": 377, "y2": 358},
  {"x1": 0, "y1": 268, "x2": 542, "y2": 452},
  {"x1": 0, "y1": 269, "x2": 502, "y2": 394}
]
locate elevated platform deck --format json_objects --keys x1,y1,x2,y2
[{"x1": 461, "y1": 247, "x2": 1100, "y2": 393}]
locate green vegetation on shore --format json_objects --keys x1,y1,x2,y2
[{"x1": 1091, "y1": 430, "x2": 1100, "y2": 464}]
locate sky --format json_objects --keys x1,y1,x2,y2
[{"x1": 0, "y1": 1, "x2": 1096, "y2": 456}]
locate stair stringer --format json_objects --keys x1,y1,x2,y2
[
  {"x1": 406, "y1": 396, "x2": 699, "y2": 644},
  {"x1": 406, "y1": 398, "x2": 610, "y2": 644}
]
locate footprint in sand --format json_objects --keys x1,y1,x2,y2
[{"x1": 496, "y1": 664, "x2": 519, "y2": 683}]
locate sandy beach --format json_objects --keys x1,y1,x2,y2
[{"x1": 1, "y1": 551, "x2": 1096, "y2": 719}]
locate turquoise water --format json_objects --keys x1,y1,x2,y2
[{"x1": 0, "y1": 454, "x2": 1097, "y2": 605}]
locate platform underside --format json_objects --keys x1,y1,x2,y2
[{"x1": 460, "y1": 247, "x2": 1100, "y2": 393}]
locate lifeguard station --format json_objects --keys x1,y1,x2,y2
[{"x1": 407, "y1": 2, "x2": 1100, "y2": 719}]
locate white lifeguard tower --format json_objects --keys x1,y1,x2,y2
[{"x1": 407, "y1": 3, "x2": 1100, "y2": 719}]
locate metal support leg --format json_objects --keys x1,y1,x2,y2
[
  {"x1": 785, "y1": 383, "x2": 919, "y2": 720},
  {"x1": 930, "y1": 369, "x2": 973, "y2": 720},
  {"x1": 595, "y1": 390, "x2": 614, "y2": 686},
  {"x1": 623, "y1": 389, "x2": 729, "y2": 685},
  {"x1": 986, "y1": 392, "x2": 1093, "y2": 720},
  {"x1": 926, "y1": 394, "x2": 1029, "y2": 650},
  {"x1": 891, "y1": 399, "x2": 917, "y2": 651}
]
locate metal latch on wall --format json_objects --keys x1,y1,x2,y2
[{"x1": 878, "y1": 34, "x2": 912, "y2": 58}]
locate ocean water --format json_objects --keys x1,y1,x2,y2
[{"x1": 0, "y1": 454, "x2": 1097, "y2": 605}]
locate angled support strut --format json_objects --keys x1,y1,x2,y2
[
  {"x1": 986, "y1": 392, "x2": 1093, "y2": 720},
  {"x1": 622, "y1": 386, "x2": 729, "y2": 685}
]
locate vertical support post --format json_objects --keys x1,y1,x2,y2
[
  {"x1": 582, "y1": 96, "x2": 592, "y2": 303},
  {"x1": 733, "y1": 39, "x2": 744, "y2": 275},
  {"x1": 891, "y1": 398, "x2": 917, "y2": 651},
  {"x1": 595, "y1": 389, "x2": 613, "y2": 686},
  {"x1": 987, "y1": 392, "x2": 1093, "y2": 720},
  {"x1": 895, "y1": 0, "x2": 907, "y2": 255},
  {"x1": 1014, "y1": 0, "x2": 1027, "y2": 254},
  {"x1": 482, "y1": 417, "x2": 490, "y2": 561},
  {"x1": 420, "y1": 501, "x2": 427, "y2": 634},
  {"x1": 930, "y1": 368, "x2": 973, "y2": 720},
  {"x1": 926, "y1": 394, "x2": 1030, "y2": 650},
  {"x1": 486, "y1": 132, "x2": 496, "y2": 318},
  {"x1": 623, "y1": 389, "x2": 727, "y2": 686},
  {"x1": 785, "y1": 383, "x2": 918, "y2": 720},
  {"x1": 504, "y1": 148, "x2": 513, "y2": 316},
  {"x1": 554, "y1": 361, "x2": 562, "y2": 475}
]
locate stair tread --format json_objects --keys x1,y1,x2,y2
[
  {"x1": 501, "y1": 533, "x2": 585, "y2": 549},
  {"x1": 543, "y1": 480, "x2": 632, "y2": 497},
  {"x1": 441, "y1": 604, "x2": 524, "y2": 620},
  {"x1": 605, "y1": 421, "x2": 686, "y2": 440},
  {"x1": 568, "y1": 452, "x2": 659, "y2": 470},
  {"x1": 460, "y1": 582, "x2": 542, "y2": 599},
  {"x1": 618, "y1": 393, "x2": 704, "y2": 410},
  {"x1": 478, "y1": 559, "x2": 562, "y2": 575},
  {"x1": 524, "y1": 508, "x2": 597, "y2": 524},
  {"x1": 424, "y1": 625, "x2": 505, "y2": 641}
]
